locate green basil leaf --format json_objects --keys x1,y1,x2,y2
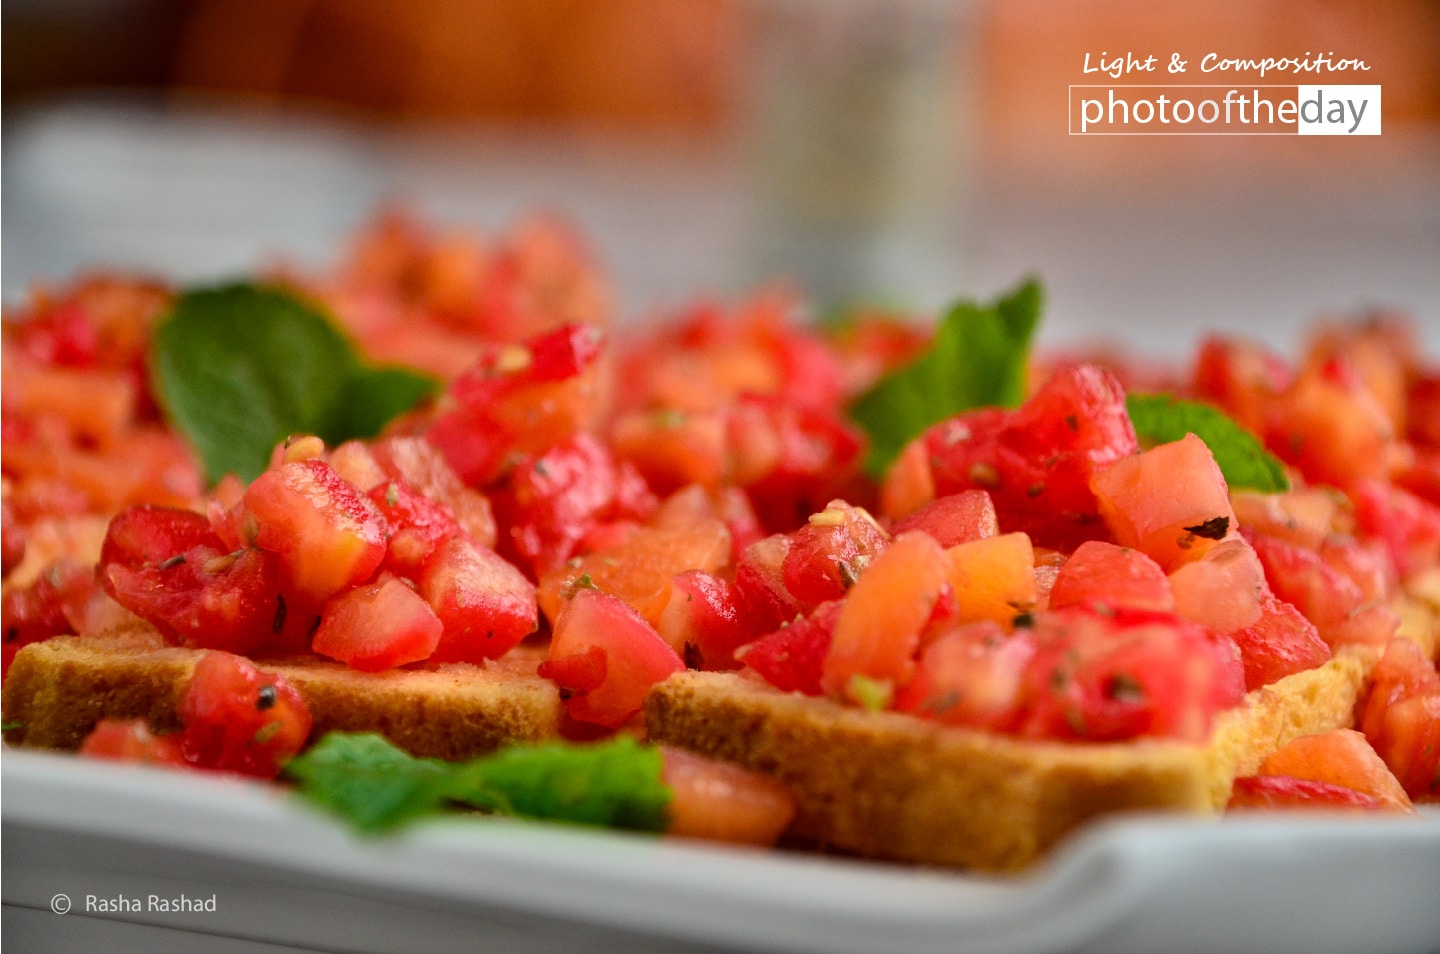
[
  {"x1": 150, "y1": 284, "x2": 438, "y2": 484},
  {"x1": 285, "y1": 732, "x2": 672, "y2": 835},
  {"x1": 340, "y1": 366, "x2": 441, "y2": 441},
  {"x1": 284, "y1": 733, "x2": 453, "y2": 833},
  {"x1": 847, "y1": 278, "x2": 1043, "y2": 476},
  {"x1": 1125, "y1": 393, "x2": 1291, "y2": 493}
]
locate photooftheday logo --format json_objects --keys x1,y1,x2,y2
[{"x1": 1068, "y1": 85, "x2": 1381, "y2": 136}]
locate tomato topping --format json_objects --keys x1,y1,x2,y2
[
  {"x1": 367, "y1": 479, "x2": 462, "y2": 577},
  {"x1": 1227, "y1": 774, "x2": 1382, "y2": 812},
  {"x1": 655, "y1": 569, "x2": 760, "y2": 670},
  {"x1": 239, "y1": 459, "x2": 387, "y2": 603},
  {"x1": 178, "y1": 652, "x2": 312, "y2": 778},
  {"x1": 782, "y1": 500, "x2": 889, "y2": 607},
  {"x1": 736, "y1": 600, "x2": 841, "y2": 696},
  {"x1": 312, "y1": 576, "x2": 444, "y2": 671},
  {"x1": 893, "y1": 619, "x2": 1035, "y2": 731},
  {"x1": 1049, "y1": 541, "x2": 1175, "y2": 614},
  {"x1": 821, "y1": 531, "x2": 949, "y2": 704},
  {"x1": 540, "y1": 588, "x2": 684, "y2": 728},
  {"x1": 1228, "y1": 592, "x2": 1331, "y2": 691},
  {"x1": 417, "y1": 537, "x2": 538, "y2": 663},
  {"x1": 79, "y1": 719, "x2": 188, "y2": 768},
  {"x1": 1019, "y1": 606, "x2": 1244, "y2": 743},
  {"x1": 659, "y1": 746, "x2": 796, "y2": 847},
  {"x1": 890, "y1": 490, "x2": 999, "y2": 547},
  {"x1": 1257, "y1": 728, "x2": 1413, "y2": 812}
]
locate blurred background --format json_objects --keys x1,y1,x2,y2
[{"x1": 4, "y1": 0, "x2": 1439, "y2": 354}]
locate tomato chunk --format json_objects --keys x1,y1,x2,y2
[
  {"x1": 660, "y1": 746, "x2": 796, "y2": 846},
  {"x1": 79, "y1": 718, "x2": 188, "y2": 768},
  {"x1": 893, "y1": 619, "x2": 1035, "y2": 731},
  {"x1": 312, "y1": 577, "x2": 443, "y2": 671},
  {"x1": 240, "y1": 459, "x2": 387, "y2": 602},
  {"x1": 540, "y1": 588, "x2": 684, "y2": 728},
  {"x1": 417, "y1": 537, "x2": 538, "y2": 663},
  {"x1": 1227, "y1": 774, "x2": 1382, "y2": 812},
  {"x1": 178, "y1": 652, "x2": 312, "y2": 778}
]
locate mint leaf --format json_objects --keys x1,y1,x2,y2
[
  {"x1": 150, "y1": 284, "x2": 438, "y2": 484},
  {"x1": 284, "y1": 733, "x2": 454, "y2": 832},
  {"x1": 452, "y1": 736, "x2": 670, "y2": 832},
  {"x1": 1125, "y1": 393, "x2": 1291, "y2": 493},
  {"x1": 284, "y1": 732, "x2": 671, "y2": 835},
  {"x1": 848, "y1": 278, "x2": 1043, "y2": 476},
  {"x1": 340, "y1": 366, "x2": 440, "y2": 440}
]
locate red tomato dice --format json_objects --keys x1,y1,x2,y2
[
  {"x1": 1228, "y1": 592, "x2": 1331, "y2": 691},
  {"x1": 1048, "y1": 540, "x2": 1175, "y2": 614},
  {"x1": 178, "y1": 652, "x2": 312, "y2": 778},
  {"x1": 889, "y1": 490, "x2": 999, "y2": 548},
  {"x1": 100, "y1": 505, "x2": 283, "y2": 655},
  {"x1": 821, "y1": 531, "x2": 949, "y2": 704},
  {"x1": 312, "y1": 576, "x2": 444, "y2": 671},
  {"x1": 655, "y1": 569, "x2": 761, "y2": 670},
  {"x1": 539, "y1": 587, "x2": 684, "y2": 728},
  {"x1": 79, "y1": 718, "x2": 188, "y2": 768},
  {"x1": 1019, "y1": 606, "x2": 1245, "y2": 743},
  {"x1": 893, "y1": 619, "x2": 1035, "y2": 731},
  {"x1": 782, "y1": 500, "x2": 890, "y2": 606},
  {"x1": 417, "y1": 537, "x2": 538, "y2": 663},
  {"x1": 735, "y1": 600, "x2": 842, "y2": 696},
  {"x1": 367, "y1": 479, "x2": 462, "y2": 577},
  {"x1": 239, "y1": 459, "x2": 387, "y2": 602},
  {"x1": 1227, "y1": 774, "x2": 1382, "y2": 812}
]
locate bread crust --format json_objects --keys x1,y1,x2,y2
[
  {"x1": 2, "y1": 622, "x2": 562, "y2": 761},
  {"x1": 645, "y1": 597, "x2": 1438, "y2": 871}
]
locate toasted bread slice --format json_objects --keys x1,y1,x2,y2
[
  {"x1": 2, "y1": 622, "x2": 562, "y2": 761},
  {"x1": 645, "y1": 597, "x2": 1438, "y2": 872}
]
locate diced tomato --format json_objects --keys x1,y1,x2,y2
[
  {"x1": 732, "y1": 533, "x2": 803, "y2": 634},
  {"x1": 312, "y1": 576, "x2": 443, "y2": 671},
  {"x1": 536, "y1": 514, "x2": 730, "y2": 629},
  {"x1": 239, "y1": 459, "x2": 387, "y2": 602},
  {"x1": 1359, "y1": 637, "x2": 1440, "y2": 799},
  {"x1": 1252, "y1": 533, "x2": 1399, "y2": 649},
  {"x1": 782, "y1": 500, "x2": 889, "y2": 606},
  {"x1": 178, "y1": 652, "x2": 312, "y2": 778},
  {"x1": 368, "y1": 479, "x2": 462, "y2": 577},
  {"x1": 1191, "y1": 335, "x2": 1291, "y2": 437},
  {"x1": 1019, "y1": 606, "x2": 1245, "y2": 743},
  {"x1": 1257, "y1": 728, "x2": 1413, "y2": 812},
  {"x1": 1228, "y1": 592, "x2": 1331, "y2": 691},
  {"x1": 1371, "y1": 692, "x2": 1440, "y2": 799},
  {"x1": 100, "y1": 504, "x2": 221, "y2": 570},
  {"x1": 1227, "y1": 774, "x2": 1382, "y2": 812},
  {"x1": 943, "y1": 532, "x2": 1037, "y2": 628},
  {"x1": 1351, "y1": 480, "x2": 1440, "y2": 582},
  {"x1": 540, "y1": 588, "x2": 684, "y2": 728},
  {"x1": 659, "y1": 746, "x2": 796, "y2": 846},
  {"x1": 879, "y1": 439, "x2": 936, "y2": 521},
  {"x1": 100, "y1": 508, "x2": 283, "y2": 655},
  {"x1": 417, "y1": 537, "x2": 538, "y2": 663},
  {"x1": 889, "y1": 490, "x2": 998, "y2": 547},
  {"x1": 1231, "y1": 489, "x2": 1342, "y2": 551},
  {"x1": 1048, "y1": 540, "x2": 1175, "y2": 614},
  {"x1": 655, "y1": 570, "x2": 760, "y2": 670},
  {"x1": 893, "y1": 619, "x2": 1035, "y2": 731},
  {"x1": 366, "y1": 436, "x2": 497, "y2": 548},
  {"x1": 1091, "y1": 433, "x2": 1237, "y2": 572},
  {"x1": 2, "y1": 557, "x2": 101, "y2": 649},
  {"x1": 493, "y1": 433, "x2": 657, "y2": 577},
  {"x1": 2, "y1": 497, "x2": 25, "y2": 578},
  {"x1": 821, "y1": 531, "x2": 949, "y2": 704},
  {"x1": 1168, "y1": 539, "x2": 1266, "y2": 634},
  {"x1": 920, "y1": 365, "x2": 1136, "y2": 551},
  {"x1": 79, "y1": 718, "x2": 188, "y2": 768},
  {"x1": 736, "y1": 600, "x2": 842, "y2": 696},
  {"x1": 1266, "y1": 354, "x2": 1397, "y2": 491},
  {"x1": 426, "y1": 323, "x2": 608, "y2": 486}
]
